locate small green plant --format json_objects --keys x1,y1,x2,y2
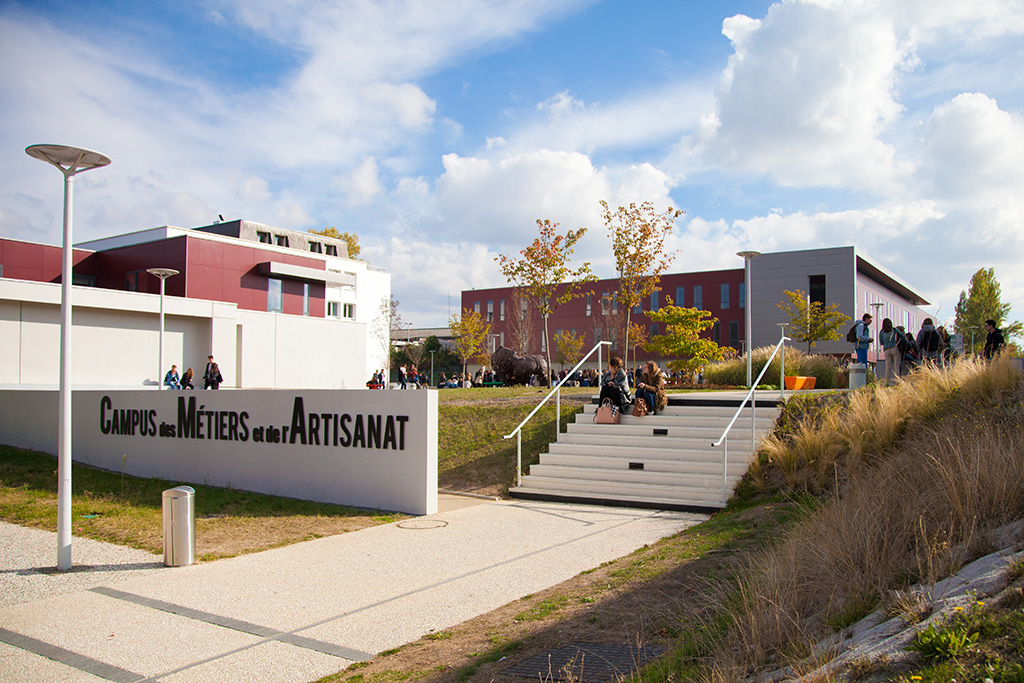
[{"x1": 907, "y1": 619, "x2": 979, "y2": 660}]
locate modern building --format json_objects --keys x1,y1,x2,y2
[
  {"x1": 462, "y1": 246, "x2": 930, "y2": 369},
  {"x1": 0, "y1": 219, "x2": 389, "y2": 389}
]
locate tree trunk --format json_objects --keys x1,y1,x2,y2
[{"x1": 543, "y1": 313, "x2": 552, "y2": 387}]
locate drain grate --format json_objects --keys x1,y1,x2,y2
[{"x1": 501, "y1": 642, "x2": 665, "y2": 682}]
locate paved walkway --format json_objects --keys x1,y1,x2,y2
[{"x1": 0, "y1": 497, "x2": 705, "y2": 682}]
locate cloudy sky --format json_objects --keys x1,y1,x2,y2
[{"x1": 2, "y1": 0, "x2": 1023, "y2": 328}]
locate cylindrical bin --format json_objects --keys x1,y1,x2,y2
[
  {"x1": 849, "y1": 363, "x2": 867, "y2": 390},
  {"x1": 162, "y1": 486, "x2": 195, "y2": 566}
]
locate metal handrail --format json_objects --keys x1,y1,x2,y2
[
  {"x1": 504, "y1": 340, "x2": 612, "y2": 486},
  {"x1": 710, "y1": 335, "x2": 790, "y2": 505}
]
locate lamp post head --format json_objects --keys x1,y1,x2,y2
[
  {"x1": 147, "y1": 268, "x2": 180, "y2": 281},
  {"x1": 737, "y1": 250, "x2": 761, "y2": 261},
  {"x1": 26, "y1": 144, "x2": 110, "y2": 177}
]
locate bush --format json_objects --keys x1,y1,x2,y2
[{"x1": 702, "y1": 346, "x2": 843, "y2": 389}]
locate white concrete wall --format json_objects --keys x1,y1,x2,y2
[
  {"x1": 0, "y1": 388, "x2": 438, "y2": 515},
  {"x1": 0, "y1": 279, "x2": 368, "y2": 389}
]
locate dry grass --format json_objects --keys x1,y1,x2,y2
[{"x1": 702, "y1": 355, "x2": 1024, "y2": 680}]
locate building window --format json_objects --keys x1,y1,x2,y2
[
  {"x1": 487, "y1": 300, "x2": 493, "y2": 321},
  {"x1": 343, "y1": 303, "x2": 356, "y2": 319},
  {"x1": 257, "y1": 231, "x2": 272, "y2": 244},
  {"x1": 275, "y1": 235, "x2": 289, "y2": 247},
  {"x1": 634, "y1": 302, "x2": 641, "y2": 314},
  {"x1": 126, "y1": 271, "x2": 141, "y2": 291},
  {"x1": 499, "y1": 299, "x2": 505, "y2": 321},
  {"x1": 586, "y1": 293, "x2": 592, "y2": 316},
  {"x1": 303, "y1": 283, "x2": 310, "y2": 316},
  {"x1": 713, "y1": 321, "x2": 720, "y2": 344},
  {"x1": 72, "y1": 274, "x2": 96, "y2": 287},
  {"x1": 327, "y1": 302, "x2": 340, "y2": 317},
  {"x1": 267, "y1": 279, "x2": 283, "y2": 313},
  {"x1": 650, "y1": 324, "x2": 659, "y2": 338},
  {"x1": 474, "y1": 301, "x2": 481, "y2": 314},
  {"x1": 693, "y1": 285, "x2": 702, "y2": 310},
  {"x1": 809, "y1": 274, "x2": 826, "y2": 305},
  {"x1": 739, "y1": 282, "x2": 746, "y2": 309},
  {"x1": 730, "y1": 321, "x2": 740, "y2": 348},
  {"x1": 721, "y1": 283, "x2": 730, "y2": 309},
  {"x1": 325, "y1": 244, "x2": 338, "y2": 256},
  {"x1": 541, "y1": 334, "x2": 546, "y2": 353},
  {"x1": 499, "y1": 331, "x2": 505, "y2": 347},
  {"x1": 675, "y1": 286, "x2": 685, "y2": 307},
  {"x1": 612, "y1": 296, "x2": 618, "y2": 314},
  {"x1": 601, "y1": 292, "x2": 610, "y2": 315},
  {"x1": 651, "y1": 290, "x2": 659, "y2": 312},
  {"x1": 309, "y1": 241, "x2": 323, "y2": 253}
]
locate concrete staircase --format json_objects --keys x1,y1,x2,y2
[{"x1": 508, "y1": 393, "x2": 782, "y2": 511}]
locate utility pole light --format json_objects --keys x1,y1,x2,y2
[
  {"x1": 26, "y1": 144, "x2": 111, "y2": 571},
  {"x1": 737, "y1": 251, "x2": 760, "y2": 387},
  {"x1": 148, "y1": 268, "x2": 180, "y2": 390}
]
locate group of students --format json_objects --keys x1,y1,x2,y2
[
  {"x1": 851, "y1": 313, "x2": 1006, "y2": 385},
  {"x1": 163, "y1": 355, "x2": 223, "y2": 390},
  {"x1": 597, "y1": 356, "x2": 668, "y2": 417}
]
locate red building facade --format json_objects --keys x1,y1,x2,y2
[{"x1": 462, "y1": 268, "x2": 746, "y2": 366}]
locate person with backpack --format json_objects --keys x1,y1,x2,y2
[
  {"x1": 848, "y1": 313, "x2": 874, "y2": 365},
  {"x1": 916, "y1": 318, "x2": 942, "y2": 363},
  {"x1": 878, "y1": 318, "x2": 902, "y2": 385}
]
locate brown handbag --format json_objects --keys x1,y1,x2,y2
[
  {"x1": 632, "y1": 397, "x2": 648, "y2": 417},
  {"x1": 594, "y1": 398, "x2": 620, "y2": 424}
]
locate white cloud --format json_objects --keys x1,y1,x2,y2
[
  {"x1": 337, "y1": 157, "x2": 385, "y2": 207},
  {"x1": 700, "y1": 0, "x2": 914, "y2": 191}
]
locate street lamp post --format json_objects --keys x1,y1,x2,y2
[
  {"x1": 870, "y1": 302, "x2": 884, "y2": 365},
  {"x1": 148, "y1": 269, "x2": 180, "y2": 389},
  {"x1": 26, "y1": 144, "x2": 111, "y2": 571},
  {"x1": 429, "y1": 349, "x2": 436, "y2": 387},
  {"x1": 737, "y1": 251, "x2": 760, "y2": 387},
  {"x1": 778, "y1": 322, "x2": 789, "y2": 399}
]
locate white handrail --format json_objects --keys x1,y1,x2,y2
[
  {"x1": 503, "y1": 341, "x2": 612, "y2": 486},
  {"x1": 710, "y1": 335, "x2": 790, "y2": 505}
]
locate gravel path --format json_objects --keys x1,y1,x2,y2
[{"x1": 0, "y1": 521, "x2": 165, "y2": 610}]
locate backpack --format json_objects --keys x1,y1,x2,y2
[
  {"x1": 923, "y1": 330, "x2": 939, "y2": 352},
  {"x1": 846, "y1": 322, "x2": 861, "y2": 343}
]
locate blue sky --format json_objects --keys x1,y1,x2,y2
[{"x1": 2, "y1": 0, "x2": 1023, "y2": 328}]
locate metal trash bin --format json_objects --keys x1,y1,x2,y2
[
  {"x1": 849, "y1": 363, "x2": 867, "y2": 390},
  {"x1": 162, "y1": 486, "x2": 195, "y2": 566}
]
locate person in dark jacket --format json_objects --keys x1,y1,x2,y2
[
  {"x1": 984, "y1": 319, "x2": 1005, "y2": 359},
  {"x1": 203, "y1": 355, "x2": 222, "y2": 390},
  {"x1": 598, "y1": 356, "x2": 630, "y2": 410}
]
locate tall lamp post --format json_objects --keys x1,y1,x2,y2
[
  {"x1": 148, "y1": 269, "x2": 180, "y2": 389},
  {"x1": 429, "y1": 349, "x2": 436, "y2": 387},
  {"x1": 26, "y1": 144, "x2": 111, "y2": 571},
  {"x1": 737, "y1": 251, "x2": 760, "y2": 387}
]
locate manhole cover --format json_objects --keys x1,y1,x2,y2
[
  {"x1": 396, "y1": 519, "x2": 449, "y2": 530},
  {"x1": 501, "y1": 642, "x2": 665, "y2": 682}
]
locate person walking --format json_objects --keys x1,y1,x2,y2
[
  {"x1": 984, "y1": 319, "x2": 1005, "y2": 359},
  {"x1": 853, "y1": 313, "x2": 873, "y2": 365},
  {"x1": 878, "y1": 319, "x2": 902, "y2": 385}
]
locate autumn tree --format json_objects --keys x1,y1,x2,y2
[
  {"x1": 496, "y1": 220, "x2": 595, "y2": 385},
  {"x1": 645, "y1": 305, "x2": 723, "y2": 373},
  {"x1": 602, "y1": 200, "x2": 682, "y2": 373},
  {"x1": 776, "y1": 289, "x2": 851, "y2": 353},
  {"x1": 954, "y1": 268, "x2": 1022, "y2": 354},
  {"x1": 371, "y1": 295, "x2": 400, "y2": 378},
  {"x1": 506, "y1": 287, "x2": 535, "y2": 354},
  {"x1": 448, "y1": 308, "x2": 491, "y2": 379},
  {"x1": 590, "y1": 291, "x2": 626, "y2": 356},
  {"x1": 309, "y1": 226, "x2": 360, "y2": 259},
  {"x1": 554, "y1": 330, "x2": 585, "y2": 370}
]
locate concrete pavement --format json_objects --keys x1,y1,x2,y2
[{"x1": 0, "y1": 497, "x2": 706, "y2": 682}]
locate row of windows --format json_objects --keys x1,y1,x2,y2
[
  {"x1": 256, "y1": 231, "x2": 339, "y2": 256},
  {"x1": 471, "y1": 283, "x2": 746, "y2": 321}
]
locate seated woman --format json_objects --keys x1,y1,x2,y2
[
  {"x1": 634, "y1": 361, "x2": 667, "y2": 415},
  {"x1": 180, "y1": 367, "x2": 195, "y2": 390},
  {"x1": 598, "y1": 357, "x2": 630, "y2": 411}
]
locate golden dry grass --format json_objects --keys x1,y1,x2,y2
[{"x1": 704, "y1": 355, "x2": 1024, "y2": 680}]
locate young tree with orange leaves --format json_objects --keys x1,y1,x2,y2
[
  {"x1": 601, "y1": 200, "x2": 683, "y2": 374},
  {"x1": 448, "y1": 308, "x2": 491, "y2": 380},
  {"x1": 496, "y1": 219, "x2": 595, "y2": 385}
]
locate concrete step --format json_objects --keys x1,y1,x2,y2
[
  {"x1": 508, "y1": 484, "x2": 730, "y2": 510},
  {"x1": 565, "y1": 422, "x2": 772, "y2": 441},
  {"x1": 509, "y1": 475, "x2": 734, "y2": 509},
  {"x1": 555, "y1": 432, "x2": 759, "y2": 452},
  {"x1": 537, "y1": 451, "x2": 749, "y2": 477},
  {"x1": 546, "y1": 441, "x2": 750, "y2": 464}
]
